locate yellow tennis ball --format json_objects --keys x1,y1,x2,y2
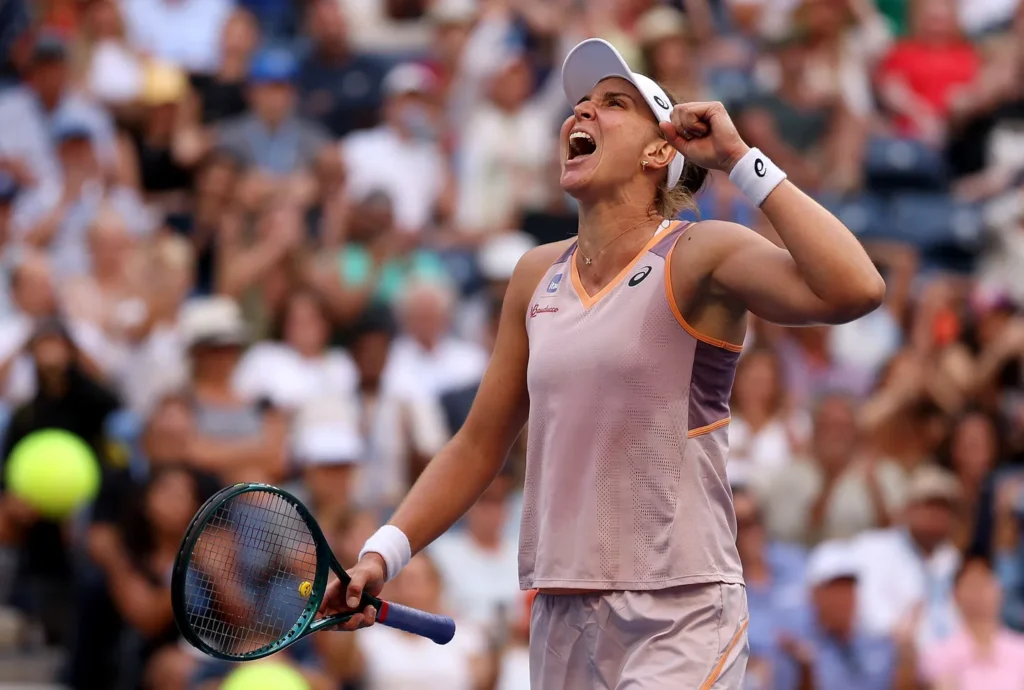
[
  {"x1": 298, "y1": 581, "x2": 312, "y2": 597},
  {"x1": 221, "y1": 661, "x2": 309, "y2": 690},
  {"x1": 4, "y1": 429, "x2": 100, "y2": 520}
]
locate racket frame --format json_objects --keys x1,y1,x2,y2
[{"x1": 171, "y1": 482, "x2": 379, "y2": 661}]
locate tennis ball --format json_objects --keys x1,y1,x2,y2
[
  {"x1": 4, "y1": 429, "x2": 100, "y2": 520},
  {"x1": 298, "y1": 581, "x2": 312, "y2": 598},
  {"x1": 221, "y1": 661, "x2": 310, "y2": 690}
]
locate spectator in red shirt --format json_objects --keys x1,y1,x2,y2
[{"x1": 876, "y1": 0, "x2": 981, "y2": 145}]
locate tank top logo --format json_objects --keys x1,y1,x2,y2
[
  {"x1": 530, "y1": 304, "x2": 559, "y2": 318},
  {"x1": 629, "y1": 265, "x2": 653, "y2": 287},
  {"x1": 545, "y1": 273, "x2": 563, "y2": 294}
]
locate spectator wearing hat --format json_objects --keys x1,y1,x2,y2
[
  {"x1": 773, "y1": 539, "x2": 915, "y2": 690},
  {"x1": 212, "y1": 48, "x2": 333, "y2": 190},
  {"x1": 291, "y1": 396, "x2": 365, "y2": 523},
  {"x1": 921, "y1": 555, "x2": 1024, "y2": 690},
  {"x1": 117, "y1": 61, "x2": 195, "y2": 216},
  {"x1": 178, "y1": 296, "x2": 288, "y2": 485},
  {"x1": 297, "y1": 0, "x2": 390, "y2": 138},
  {"x1": 16, "y1": 113, "x2": 157, "y2": 280},
  {"x1": 342, "y1": 62, "x2": 453, "y2": 236},
  {"x1": 636, "y1": 6, "x2": 709, "y2": 104},
  {"x1": 120, "y1": 0, "x2": 234, "y2": 75},
  {"x1": 857, "y1": 465, "x2": 964, "y2": 650},
  {"x1": 0, "y1": 32, "x2": 117, "y2": 191},
  {"x1": 454, "y1": 231, "x2": 536, "y2": 349}
]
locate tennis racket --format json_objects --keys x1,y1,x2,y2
[{"x1": 171, "y1": 482, "x2": 456, "y2": 662}]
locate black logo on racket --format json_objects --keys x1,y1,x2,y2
[
  {"x1": 629, "y1": 266, "x2": 653, "y2": 287},
  {"x1": 754, "y1": 159, "x2": 766, "y2": 178},
  {"x1": 653, "y1": 95, "x2": 670, "y2": 110}
]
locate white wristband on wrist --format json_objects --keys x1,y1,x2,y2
[
  {"x1": 359, "y1": 525, "x2": 412, "y2": 583},
  {"x1": 728, "y1": 148, "x2": 787, "y2": 208}
]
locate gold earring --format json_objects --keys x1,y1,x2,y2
[{"x1": 641, "y1": 160, "x2": 649, "y2": 170}]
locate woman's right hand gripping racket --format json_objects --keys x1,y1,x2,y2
[{"x1": 171, "y1": 483, "x2": 456, "y2": 662}]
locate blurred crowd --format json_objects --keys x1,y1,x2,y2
[{"x1": 0, "y1": 0, "x2": 1023, "y2": 689}]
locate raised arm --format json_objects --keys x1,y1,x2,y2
[
  {"x1": 319, "y1": 241, "x2": 565, "y2": 621},
  {"x1": 664, "y1": 102, "x2": 885, "y2": 334}
]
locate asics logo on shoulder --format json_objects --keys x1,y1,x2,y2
[{"x1": 629, "y1": 266, "x2": 652, "y2": 287}]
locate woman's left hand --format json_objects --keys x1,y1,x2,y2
[{"x1": 660, "y1": 102, "x2": 751, "y2": 174}]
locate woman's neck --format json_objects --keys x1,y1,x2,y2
[{"x1": 576, "y1": 202, "x2": 662, "y2": 268}]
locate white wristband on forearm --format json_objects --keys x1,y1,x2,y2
[
  {"x1": 728, "y1": 148, "x2": 787, "y2": 208},
  {"x1": 359, "y1": 525, "x2": 412, "y2": 583}
]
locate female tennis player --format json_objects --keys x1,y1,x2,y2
[{"x1": 323, "y1": 38, "x2": 885, "y2": 688}]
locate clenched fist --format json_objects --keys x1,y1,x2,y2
[{"x1": 659, "y1": 101, "x2": 751, "y2": 174}]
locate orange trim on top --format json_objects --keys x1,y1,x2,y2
[
  {"x1": 699, "y1": 618, "x2": 749, "y2": 690},
  {"x1": 664, "y1": 241, "x2": 744, "y2": 353},
  {"x1": 569, "y1": 221, "x2": 682, "y2": 309},
  {"x1": 687, "y1": 417, "x2": 731, "y2": 438}
]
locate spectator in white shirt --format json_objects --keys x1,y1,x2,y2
[
  {"x1": 121, "y1": 0, "x2": 235, "y2": 75},
  {"x1": 15, "y1": 115, "x2": 156, "y2": 279},
  {"x1": 389, "y1": 278, "x2": 488, "y2": 399},
  {"x1": 234, "y1": 289, "x2": 358, "y2": 411},
  {"x1": 761, "y1": 392, "x2": 907, "y2": 545},
  {"x1": 431, "y1": 473, "x2": 521, "y2": 629},
  {"x1": 0, "y1": 33, "x2": 118, "y2": 192},
  {"x1": 342, "y1": 63, "x2": 453, "y2": 236},
  {"x1": 856, "y1": 465, "x2": 964, "y2": 651},
  {"x1": 728, "y1": 347, "x2": 809, "y2": 485},
  {"x1": 292, "y1": 396, "x2": 365, "y2": 524},
  {"x1": 455, "y1": 52, "x2": 556, "y2": 234}
]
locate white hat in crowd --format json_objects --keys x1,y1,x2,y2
[
  {"x1": 478, "y1": 231, "x2": 537, "y2": 282},
  {"x1": 806, "y1": 540, "x2": 861, "y2": 588},
  {"x1": 179, "y1": 296, "x2": 249, "y2": 350},
  {"x1": 291, "y1": 397, "x2": 365, "y2": 467}
]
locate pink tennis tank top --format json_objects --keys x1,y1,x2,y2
[{"x1": 519, "y1": 220, "x2": 744, "y2": 591}]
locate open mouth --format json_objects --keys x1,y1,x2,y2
[{"x1": 568, "y1": 131, "x2": 597, "y2": 160}]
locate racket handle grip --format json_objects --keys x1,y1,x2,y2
[{"x1": 377, "y1": 601, "x2": 456, "y2": 645}]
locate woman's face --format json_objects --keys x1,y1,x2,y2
[
  {"x1": 146, "y1": 470, "x2": 199, "y2": 540},
  {"x1": 951, "y1": 414, "x2": 997, "y2": 483},
  {"x1": 559, "y1": 78, "x2": 671, "y2": 201},
  {"x1": 732, "y1": 351, "x2": 780, "y2": 417},
  {"x1": 284, "y1": 293, "x2": 329, "y2": 357}
]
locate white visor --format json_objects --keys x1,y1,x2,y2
[{"x1": 561, "y1": 38, "x2": 684, "y2": 189}]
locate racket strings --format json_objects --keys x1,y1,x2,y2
[{"x1": 183, "y1": 490, "x2": 320, "y2": 657}]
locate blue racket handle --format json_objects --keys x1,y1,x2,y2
[{"x1": 378, "y1": 601, "x2": 456, "y2": 645}]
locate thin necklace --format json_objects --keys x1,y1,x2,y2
[{"x1": 578, "y1": 217, "x2": 665, "y2": 266}]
